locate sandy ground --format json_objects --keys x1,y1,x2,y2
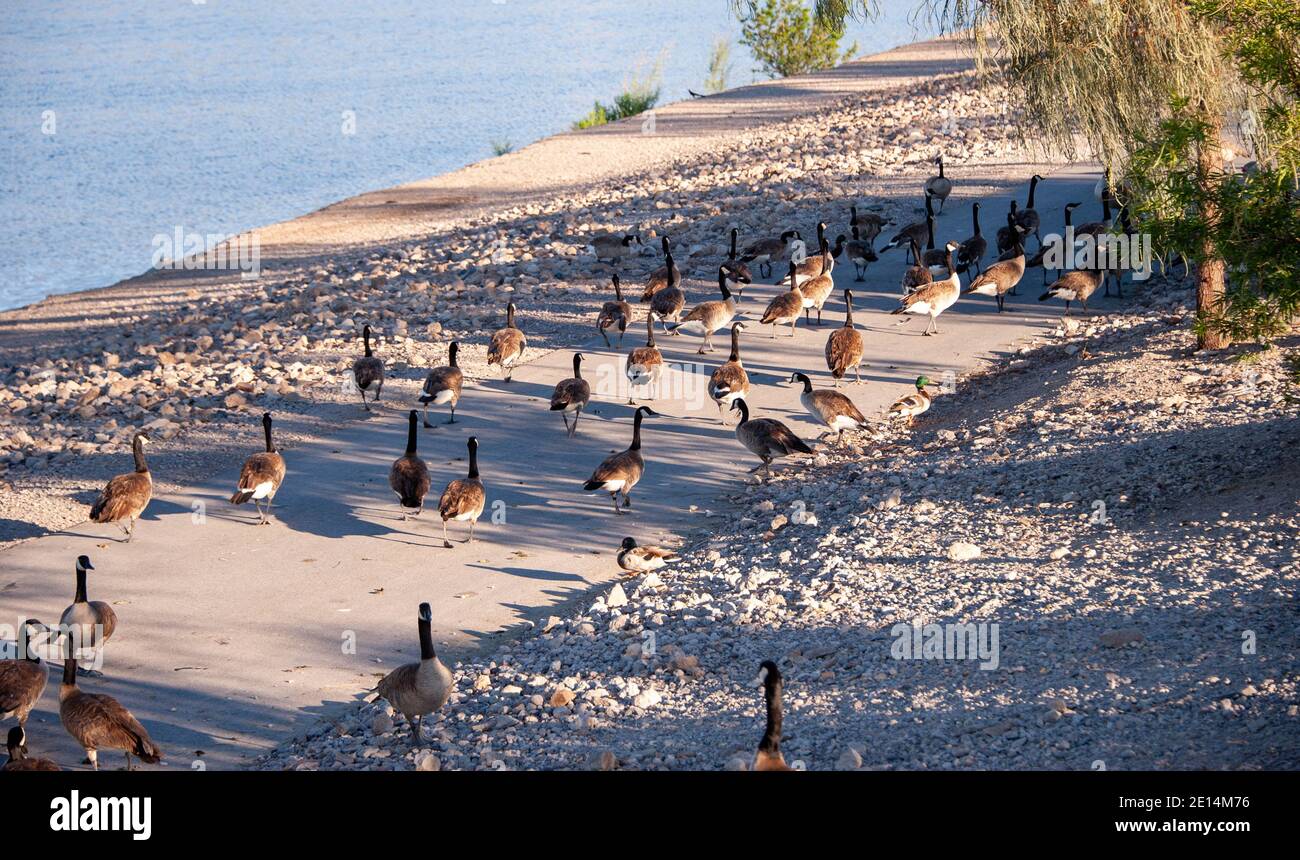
[{"x1": 0, "y1": 37, "x2": 1129, "y2": 769}]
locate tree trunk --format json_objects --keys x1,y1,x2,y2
[{"x1": 1196, "y1": 119, "x2": 1230, "y2": 350}]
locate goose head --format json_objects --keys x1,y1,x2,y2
[{"x1": 76, "y1": 555, "x2": 94, "y2": 574}]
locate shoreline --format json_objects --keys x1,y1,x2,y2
[{"x1": 0, "y1": 35, "x2": 1171, "y2": 771}]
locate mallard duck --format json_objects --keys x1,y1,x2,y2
[
  {"x1": 887, "y1": 376, "x2": 934, "y2": 425},
  {"x1": 617, "y1": 537, "x2": 679, "y2": 575}
]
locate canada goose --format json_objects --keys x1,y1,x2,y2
[
  {"x1": 59, "y1": 656, "x2": 162, "y2": 770},
  {"x1": 849, "y1": 205, "x2": 886, "y2": 249},
  {"x1": 825, "y1": 290, "x2": 865, "y2": 386},
  {"x1": 1022, "y1": 201, "x2": 1080, "y2": 286},
  {"x1": 640, "y1": 236, "x2": 681, "y2": 301},
  {"x1": 648, "y1": 259, "x2": 686, "y2": 333},
  {"x1": 955, "y1": 201, "x2": 988, "y2": 276},
  {"x1": 419, "y1": 341, "x2": 464, "y2": 426},
  {"x1": 790, "y1": 372, "x2": 868, "y2": 446},
  {"x1": 901, "y1": 239, "x2": 933, "y2": 295},
  {"x1": 550, "y1": 353, "x2": 591, "y2": 437},
  {"x1": 592, "y1": 232, "x2": 642, "y2": 262},
  {"x1": 229, "y1": 412, "x2": 285, "y2": 525},
  {"x1": 844, "y1": 225, "x2": 877, "y2": 281},
  {"x1": 583, "y1": 406, "x2": 655, "y2": 515},
  {"x1": 59, "y1": 555, "x2": 115, "y2": 673},
  {"x1": 352, "y1": 324, "x2": 385, "y2": 410},
  {"x1": 617, "y1": 536, "x2": 679, "y2": 575},
  {"x1": 739, "y1": 230, "x2": 800, "y2": 279},
  {"x1": 437, "y1": 436, "x2": 486, "y2": 548},
  {"x1": 793, "y1": 223, "x2": 844, "y2": 284},
  {"x1": 880, "y1": 192, "x2": 933, "y2": 262},
  {"x1": 1, "y1": 620, "x2": 48, "y2": 733},
  {"x1": 673, "y1": 268, "x2": 736, "y2": 353},
  {"x1": 887, "y1": 376, "x2": 934, "y2": 424},
  {"x1": 88, "y1": 432, "x2": 152, "y2": 542},
  {"x1": 708, "y1": 323, "x2": 751, "y2": 424},
  {"x1": 798, "y1": 238, "x2": 837, "y2": 325},
  {"x1": 924, "y1": 155, "x2": 953, "y2": 214},
  {"x1": 3, "y1": 726, "x2": 59, "y2": 771},
  {"x1": 371, "y1": 602, "x2": 453, "y2": 747},
  {"x1": 625, "y1": 314, "x2": 664, "y2": 404},
  {"x1": 892, "y1": 241, "x2": 962, "y2": 335},
  {"x1": 1015, "y1": 174, "x2": 1045, "y2": 249},
  {"x1": 1075, "y1": 195, "x2": 1112, "y2": 241},
  {"x1": 389, "y1": 410, "x2": 431, "y2": 519},
  {"x1": 730, "y1": 398, "x2": 813, "y2": 475},
  {"x1": 920, "y1": 215, "x2": 949, "y2": 274},
  {"x1": 487, "y1": 301, "x2": 527, "y2": 381},
  {"x1": 995, "y1": 200, "x2": 1022, "y2": 255},
  {"x1": 1094, "y1": 166, "x2": 1120, "y2": 207},
  {"x1": 596, "y1": 276, "x2": 634, "y2": 348},
  {"x1": 963, "y1": 214, "x2": 1026, "y2": 313},
  {"x1": 753, "y1": 660, "x2": 792, "y2": 771},
  {"x1": 1039, "y1": 267, "x2": 1105, "y2": 315},
  {"x1": 720, "y1": 228, "x2": 753, "y2": 299},
  {"x1": 760, "y1": 262, "x2": 803, "y2": 338}
]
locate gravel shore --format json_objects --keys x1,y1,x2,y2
[{"x1": 255, "y1": 270, "x2": 1300, "y2": 771}]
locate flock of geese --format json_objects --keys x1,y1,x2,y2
[{"x1": 3, "y1": 163, "x2": 1127, "y2": 772}]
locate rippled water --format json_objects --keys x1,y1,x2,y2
[{"x1": 0, "y1": 1, "x2": 929, "y2": 310}]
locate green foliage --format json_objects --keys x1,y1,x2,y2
[
  {"x1": 572, "y1": 58, "x2": 662, "y2": 130},
  {"x1": 703, "y1": 37, "x2": 734, "y2": 93},
  {"x1": 489, "y1": 139, "x2": 514, "y2": 156},
  {"x1": 737, "y1": 0, "x2": 857, "y2": 79}
]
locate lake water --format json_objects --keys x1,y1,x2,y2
[{"x1": 0, "y1": 1, "x2": 931, "y2": 310}]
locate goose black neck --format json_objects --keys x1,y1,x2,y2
[
  {"x1": 132, "y1": 436, "x2": 148, "y2": 473},
  {"x1": 645, "y1": 313, "x2": 655, "y2": 347},
  {"x1": 572, "y1": 353, "x2": 583, "y2": 379},
  {"x1": 938, "y1": 157, "x2": 945, "y2": 178},
  {"x1": 850, "y1": 205, "x2": 858, "y2": 225},
  {"x1": 263, "y1": 417, "x2": 274, "y2": 453},
  {"x1": 506, "y1": 303, "x2": 516, "y2": 328},
  {"x1": 718, "y1": 268, "x2": 729, "y2": 298},
  {"x1": 925, "y1": 194, "x2": 934, "y2": 217},
  {"x1": 75, "y1": 566, "x2": 88, "y2": 603},
  {"x1": 449, "y1": 342, "x2": 459, "y2": 368},
  {"x1": 63, "y1": 657, "x2": 78, "y2": 686},
  {"x1": 797, "y1": 374, "x2": 812, "y2": 394},
  {"x1": 467, "y1": 440, "x2": 479, "y2": 479},
  {"x1": 1027, "y1": 176, "x2": 1040, "y2": 208},
  {"x1": 418, "y1": 616, "x2": 436, "y2": 661},
  {"x1": 926, "y1": 216, "x2": 935, "y2": 249},
  {"x1": 1064, "y1": 206, "x2": 1074, "y2": 228},
  {"x1": 630, "y1": 409, "x2": 645, "y2": 451},
  {"x1": 363, "y1": 327, "x2": 373, "y2": 358},
  {"x1": 759, "y1": 672, "x2": 783, "y2": 754},
  {"x1": 404, "y1": 412, "x2": 418, "y2": 456},
  {"x1": 728, "y1": 326, "x2": 741, "y2": 362},
  {"x1": 729, "y1": 228, "x2": 738, "y2": 260},
  {"x1": 612, "y1": 276, "x2": 623, "y2": 302},
  {"x1": 972, "y1": 205, "x2": 981, "y2": 235},
  {"x1": 844, "y1": 291, "x2": 854, "y2": 325},
  {"x1": 735, "y1": 400, "x2": 750, "y2": 424}
]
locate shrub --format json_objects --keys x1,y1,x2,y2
[{"x1": 738, "y1": 0, "x2": 857, "y2": 79}]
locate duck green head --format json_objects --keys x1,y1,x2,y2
[{"x1": 915, "y1": 375, "x2": 932, "y2": 389}]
